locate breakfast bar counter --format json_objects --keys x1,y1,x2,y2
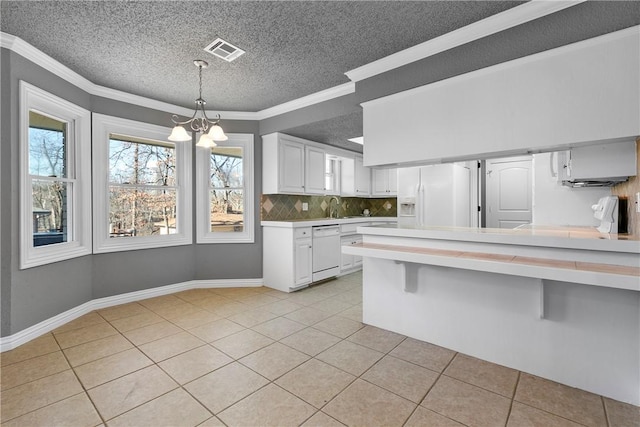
[{"x1": 344, "y1": 224, "x2": 640, "y2": 406}]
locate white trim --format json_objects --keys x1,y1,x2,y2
[
  {"x1": 361, "y1": 25, "x2": 640, "y2": 109},
  {"x1": 0, "y1": 278, "x2": 264, "y2": 352},
  {"x1": 196, "y1": 133, "x2": 255, "y2": 244},
  {"x1": 19, "y1": 82, "x2": 92, "y2": 269},
  {"x1": 345, "y1": 0, "x2": 586, "y2": 82},
  {"x1": 1, "y1": 32, "x2": 353, "y2": 121},
  {"x1": 254, "y1": 82, "x2": 355, "y2": 119},
  {"x1": 92, "y1": 114, "x2": 193, "y2": 253}
]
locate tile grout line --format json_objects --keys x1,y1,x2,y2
[
  {"x1": 602, "y1": 395, "x2": 611, "y2": 427},
  {"x1": 401, "y1": 349, "x2": 461, "y2": 427},
  {"x1": 175, "y1": 282, "x2": 366, "y2": 425},
  {"x1": 53, "y1": 329, "x2": 107, "y2": 427},
  {"x1": 503, "y1": 371, "x2": 522, "y2": 427}
]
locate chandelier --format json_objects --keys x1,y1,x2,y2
[{"x1": 168, "y1": 60, "x2": 228, "y2": 147}]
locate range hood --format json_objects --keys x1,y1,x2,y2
[
  {"x1": 558, "y1": 140, "x2": 637, "y2": 188},
  {"x1": 562, "y1": 178, "x2": 628, "y2": 188}
]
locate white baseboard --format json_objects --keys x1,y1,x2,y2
[{"x1": 0, "y1": 278, "x2": 264, "y2": 352}]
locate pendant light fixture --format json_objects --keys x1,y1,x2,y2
[{"x1": 168, "y1": 60, "x2": 228, "y2": 147}]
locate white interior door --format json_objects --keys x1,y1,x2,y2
[{"x1": 486, "y1": 156, "x2": 532, "y2": 229}]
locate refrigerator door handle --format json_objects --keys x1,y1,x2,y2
[
  {"x1": 417, "y1": 183, "x2": 425, "y2": 227},
  {"x1": 414, "y1": 183, "x2": 422, "y2": 227}
]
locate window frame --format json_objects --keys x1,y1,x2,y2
[
  {"x1": 196, "y1": 133, "x2": 254, "y2": 244},
  {"x1": 92, "y1": 113, "x2": 192, "y2": 253},
  {"x1": 19, "y1": 81, "x2": 92, "y2": 269}
]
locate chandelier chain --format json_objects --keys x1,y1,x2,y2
[{"x1": 170, "y1": 60, "x2": 221, "y2": 134}]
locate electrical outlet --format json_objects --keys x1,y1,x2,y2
[
  {"x1": 302, "y1": 202, "x2": 308, "y2": 211},
  {"x1": 635, "y1": 192, "x2": 640, "y2": 213}
]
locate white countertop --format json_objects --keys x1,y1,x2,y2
[
  {"x1": 261, "y1": 217, "x2": 397, "y2": 228},
  {"x1": 356, "y1": 224, "x2": 640, "y2": 254}
]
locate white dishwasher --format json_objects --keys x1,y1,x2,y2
[{"x1": 312, "y1": 225, "x2": 341, "y2": 282}]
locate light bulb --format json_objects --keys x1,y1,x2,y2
[
  {"x1": 168, "y1": 125, "x2": 191, "y2": 142},
  {"x1": 208, "y1": 124, "x2": 228, "y2": 141},
  {"x1": 196, "y1": 133, "x2": 217, "y2": 148}
]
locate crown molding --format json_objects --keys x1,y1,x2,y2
[
  {"x1": 345, "y1": 0, "x2": 586, "y2": 83},
  {"x1": 1, "y1": 31, "x2": 354, "y2": 121},
  {"x1": 253, "y1": 82, "x2": 355, "y2": 120}
]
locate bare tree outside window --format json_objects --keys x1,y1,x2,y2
[
  {"x1": 29, "y1": 111, "x2": 69, "y2": 246},
  {"x1": 108, "y1": 136, "x2": 177, "y2": 237},
  {"x1": 210, "y1": 146, "x2": 244, "y2": 232}
]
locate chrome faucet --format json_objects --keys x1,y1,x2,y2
[{"x1": 329, "y1": 196, "x2": 340, "y2": 218}]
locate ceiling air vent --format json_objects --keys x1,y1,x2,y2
[{"x1": 204, "y1": 38, "x2": 245, "y2": 62}]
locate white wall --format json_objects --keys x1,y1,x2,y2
[
  {"x1": 363, "y1": 27, "x2": 640, "y2": 167},
  {"x1": 532, "y1": 153, "x2": 610, "y2": 226}
]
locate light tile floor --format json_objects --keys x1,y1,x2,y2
[{"x1": 1, "y1": 271, "x2": 638, "y2": 427}]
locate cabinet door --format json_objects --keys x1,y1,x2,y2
[
  {"x1": 340, "y1": 236, "x2": 354, "y2": 271},
  {"x1": 353, "y1": 236, "x2": 363, "y2": 267},
  {"x1": 305, "y1": 146, "x2": 326, "y2": 194},
  {"x1": 371, "y1": 168, "x2": 388, "y2": 195},
  {"x1": 294, "y1": 237, "x2": 312, "y2": 286},
  {"x1": 387, "y1": 168, "x2": 398, "y2": 195},
  {"x1": 354, "y1": 155, "x2": 370, "y2": 196},
  {"x1": 372, "y1": 168, "x2": 397, "y2": 195},
  {"x1": 279, "y1": 139, "x2": 305, "y2": 193}
]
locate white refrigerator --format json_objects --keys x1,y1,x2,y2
[{"x1": 397, "y1": 164, "x2": 471, "y2": 228}]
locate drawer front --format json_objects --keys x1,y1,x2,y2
[
  {"x1": 340, "y1": 222, "x2": 369, "y2": 234},
  {"x1": 294, "y1": 227, "x2": 312, "y2": 239}
]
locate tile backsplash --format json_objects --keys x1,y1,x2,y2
[{"x1": 261, "y1": 194, "x2": 397, "y2": 221}]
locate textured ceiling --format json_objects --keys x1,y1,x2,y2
[
  {"x1": 0, "y1": 0, "x2": 522, "y2": 111},
  {"x1": 2, "y1": 1, "x2": 639, "y2": 152}
]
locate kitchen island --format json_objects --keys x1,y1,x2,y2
[{"x1": 343, "y1": 224, "x2": 640, "y2": 405}]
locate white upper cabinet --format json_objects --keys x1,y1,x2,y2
[
  {"x1": 305, "y1": 146, "x2": 327, "y2": 194},
  {"x1": 354, "y1": 155, "x2": 371, "y2": 196},
  {"x1": 371, "y1": 167, "x2": 397, "y2": 196},
  {"x1": 263, "y1": 132, "x2": 376, "y2": 197},
  {"x1": 263, "y1": 133, "x2": 305, "y2": 194}
]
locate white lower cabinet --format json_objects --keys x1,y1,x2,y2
[
  {"x1": 340, "y1": 221, "x2": 366, "y2": 273},
  {"x1": 340, "y1": 234, "x2": 363, "y2": 272},
  {"x1": 264, "y1": 219, "x2": 396, "y2": 292},
  {"x1": 263, "y1": 226, "x2": 313, "y2": 292},
  {"x1": 294, "y1": 234, "x2": 312, "y2": 286}
]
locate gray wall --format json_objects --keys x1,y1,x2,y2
[
  {"x1": 355, "y1": 1, "x2": 640, "y2": 105},
  {"x1": 1, "y1": 49, "x2": 262, "y2": 336}
]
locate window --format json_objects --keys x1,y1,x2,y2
[
  {"x1": 20, "y1": 82, "x2": 92, "y2": 269},
  {"x1": 92, "y1": 114, "x2": 192, "y2": 253},
  {"x1": 196, "y1": 133, "x2": 254, "y2": 243}
]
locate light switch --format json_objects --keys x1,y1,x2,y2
[
  {"x1": 302, "y1": 202, "x2": 309, "y2": 211},
  {"x1": 635, "y1": 192, "x2": 640, "y2": 213}
]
